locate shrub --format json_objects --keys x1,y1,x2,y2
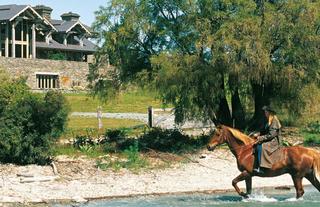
[
  {"x1": 97, "y1": 141, "x2": 148, "y2": 172},
  {"x1": 304, "y1": 134, "x2": 320, "y2": 146},
  {"x1": 123, "y1": 141, "x2": 148, "y2": 170},
  {"x1": 73, "y1": 135, "x2": 95, "y2": 149},
  {"x1": 0, "y1": 78, "x2": 69, "y2": 165},
  {"x1": 102, "y1": 128, "x2": 136, "y2": 152},
  {"x1": 298, "y1": 84, "x2": 320, "y2": 124},
  {"x1": 100, "y1": 127, "x2": 209, "y2": 153},
  {"x1": 48, "y1": 52, "x2": 67, "y2": 60},
  {"x1": 104, "y1": 128, "x2": 131, "y2": 142},
  {"x1": 305, "y1": 121, "x2": 320, "y2": 134},
  {"x1": 138, "y1": 128, "x2": 196, "y2": 152},
  {"x1": 303, "y1": 121, "x2": 320, "y2": 146}
]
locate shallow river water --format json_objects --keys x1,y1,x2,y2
[{"x1": 57, "y1": 186, "x2": 320, "y2": 207}]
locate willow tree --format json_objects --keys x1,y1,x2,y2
[
  {"x1": 150, "y1": 0, "x2": 259, "y2": 126},
  {"x1": 90, "y1": 0, "x2": 320, "y2": 129},
  {"x1": 249, "y1": 0, "x2": 320, "y2": 127}
]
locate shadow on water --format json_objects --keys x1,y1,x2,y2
[{"x1": 56, "y1": 186, "x2": 320, "y2": 207}]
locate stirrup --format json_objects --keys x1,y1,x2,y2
[{"x1": 253, "y1": 167, "x2": 263, "y2": 173}]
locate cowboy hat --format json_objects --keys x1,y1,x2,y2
[{"x1": 262, "y1": 105, "x2": 276, "y2": 114}]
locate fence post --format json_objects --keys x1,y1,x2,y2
[
  {"x1": 148, "y1": 106, "x2": 154, "y2": 128},
  {"x1": 97, "y1": 106, "x2": 103, "y2": 130}
]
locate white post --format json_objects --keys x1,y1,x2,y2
[
  {"x1": 32, "y1": 24, "x2": 36, "y2": 59},
  {"x1": 5, "y1": 22, "x2": 9, "y2": 57},
  {"x1": 63, "y1": 34, "x2": 67, "y2": 45},
  {"x1": 46, "y1": 31, "x2": 52, "y2": 44},
  {"x1": 97, "y1": 106, "x2": 103, "y2": 130},
  {"x1": 80, "y1": 35, "x2": 84, "y2": 47},
  {"x1": 26, "y1": 23, "x2": 29, "y2": 58}
]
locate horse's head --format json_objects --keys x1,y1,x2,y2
[{"x1": 207, "y1": 126, "x2": 226, "y2": 151}]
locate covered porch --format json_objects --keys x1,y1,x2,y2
[{"x1": 0, "y1": 5, "x2": 55, "y2": 59}]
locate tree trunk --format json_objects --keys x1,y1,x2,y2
[
  {"x1": 216, "y1": 74, "x2": 232, "y2": 126},
  {"x1": 231, "y1": 88, "x2": 245, "y2": 129},
  {"x1": 217, "y1": 96, "x2": 232, "y2": 126},
  {"x1": 248, "y1": 83, "x2": 271, "y2": 130}
]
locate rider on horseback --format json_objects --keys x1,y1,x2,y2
[{"x1": 252, "y1": 106, "x2": 282, "y2": 173}]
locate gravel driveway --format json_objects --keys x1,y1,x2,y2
[{"x1": 71, "y1": 112, "x2": 215, "y2": 130}]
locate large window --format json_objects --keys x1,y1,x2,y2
[{"x1": 36, "y1": 73, "x2": 59, "y2": 89}]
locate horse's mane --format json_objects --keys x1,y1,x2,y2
[{"x1": 223, "y1": 126, "x2": 254, "y2": 145}]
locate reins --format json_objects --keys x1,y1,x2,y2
[
  {"x1": 225, "y1": 131, "x2": 255, "y2": 149},
  {"x1": 223, "y1": 129, "x2": 256, "y2": 155},
  {"x1": 231, "y1": 142, "x2": 255, "y2": 151}
]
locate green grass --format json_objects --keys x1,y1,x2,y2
[
  {"x1": 65, "y1": 89, "x2": 164, "y2": 113},
  {"x1": 54, "y1": 144, "x2": 106, "y2": 158},
  {"x1": 68, "y1": 116, "x2": 144, "y2": 130},
  {"x1": 63, "y1": 116, "x2": 145, "y2": 139},
  {"x1": 303, "y1": 133, "x2": 320, "y2": 146},
  {"x1": 56, "y1": 88, "x2": 170, "y2": 171},
  {"x1": 54, "y1": 143, "x2": 150, "y2": 172},
  {"x1": 96, "y1": 142, "x2": 149, "y2": 172}
]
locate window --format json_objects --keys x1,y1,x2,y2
[{"x1": 36, "y1": 74, "x2": 59, "y2": 89}]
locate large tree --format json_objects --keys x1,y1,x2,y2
[{"x1": 90, "y1": 0, "x2": 320, "y2": 129}]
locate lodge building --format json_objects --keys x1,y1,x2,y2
[{"x1": 0, "y1": 4, "x2": 97, "y2": 90}]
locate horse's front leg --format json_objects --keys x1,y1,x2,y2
[
  {"x1": 232, "y1": 170, "x2": 251, "y2": 198},
  {"x1": 245, "y1": 176, "x2": 252, "y2": 195}
]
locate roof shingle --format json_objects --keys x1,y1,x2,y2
[{"x1": 0, "y1": 4, "x2": 28, "y2": 21}]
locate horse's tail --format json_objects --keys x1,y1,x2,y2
[{"x1": 312, "y1": 149, "x2": 320, "y2": 181}]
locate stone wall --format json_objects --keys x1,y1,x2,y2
[{"x1": 0, "y1": 57, "x2": 89, "y2": 90}]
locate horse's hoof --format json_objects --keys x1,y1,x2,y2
[{"x1": 240, "y1": 192, "x2": 249, "y2": 198}]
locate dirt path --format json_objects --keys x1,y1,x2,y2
[{"x1": 70, "y1": 112, "x2": 214, "y2": 130}]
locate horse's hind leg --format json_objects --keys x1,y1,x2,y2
[
  {"x1": 291, "y1": 176, "x2": 304, "y2": 199},
  {"x1": 305, "y1": 173, "x2": 320, "y2": 192}
]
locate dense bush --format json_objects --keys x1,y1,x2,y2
[
  {"x1": 73, "y1": 135, "x2": 95, "y2": 148},
  {"x1": 305, "y1": 121, "x2": 320, "y2": 134},
  {"x1": 47, "y1": 52, "x2": 67, "y2": 60},
  {"x1": 304, "y1": 133, "x2": 320, "y2": 146},
  {"x1": 278, "y1": 84, "x2": 320, "y2": 126},
  {"x1": 303, "y1": 121, "x2": 320, "y2": 146},
  {"x1": 138, "y1": 128, "x2": 209, "y2": 152},
  {"x1": 0, "y1": 76, "x2": 69, "y2": 165},
  {"x1": 99, "y1": 127, "x2": 209, "y2": 153},
  {"x1": 105, "y1": 128, "x2": 129, "y2": 142},
  {"x1": 102, "y1": 128, "x2": 136, "y2": 152}
]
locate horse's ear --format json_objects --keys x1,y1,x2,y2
[{"x1": 213, "y1": 125, "x2": 222, "y2": 135}]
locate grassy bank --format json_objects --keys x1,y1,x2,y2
[
  {"x1": 65, "y1": 89, "x2": 164, "y2": 113},
  {"x1": 68, "y1": 116, "x2": 144, "y2": 131},
  {"x1": 63, "y1": 116, "x2": 145, "y2": 139}
]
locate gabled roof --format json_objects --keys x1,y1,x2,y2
[
  {"x1": 0, "y1": 4, "x2": 28, "y2": 21},
  {"x1": 50, "y1": 19, "x2": 92, "y2": 35},
  {"x1": 0, "y1": 4, "x2": 57, "y2": 31},
  {"x1": 67, "y1": 21, "x2": 92, "y2": 35}
]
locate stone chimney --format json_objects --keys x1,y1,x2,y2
[
  {"x1": 33, "y1": 5, "x2": 53, "y2": 20},
  {"x1": 61, "y1": 12, "x2": 80, "y2": 21}
]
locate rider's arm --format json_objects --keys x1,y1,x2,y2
[
  {"x1": 257, "y1": 127, "x2": 279, "y2": 143},
  {"x1": 257, "y1": 119, "x2": 280, "y2": 143}
]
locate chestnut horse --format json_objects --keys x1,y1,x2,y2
[{"x1": 207, "y1": 125, "x2": 320, "y2": 199}]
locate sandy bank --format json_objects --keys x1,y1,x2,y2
[{"x1": 0, "y1": 148, "x2": 311, "y2": 204}]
